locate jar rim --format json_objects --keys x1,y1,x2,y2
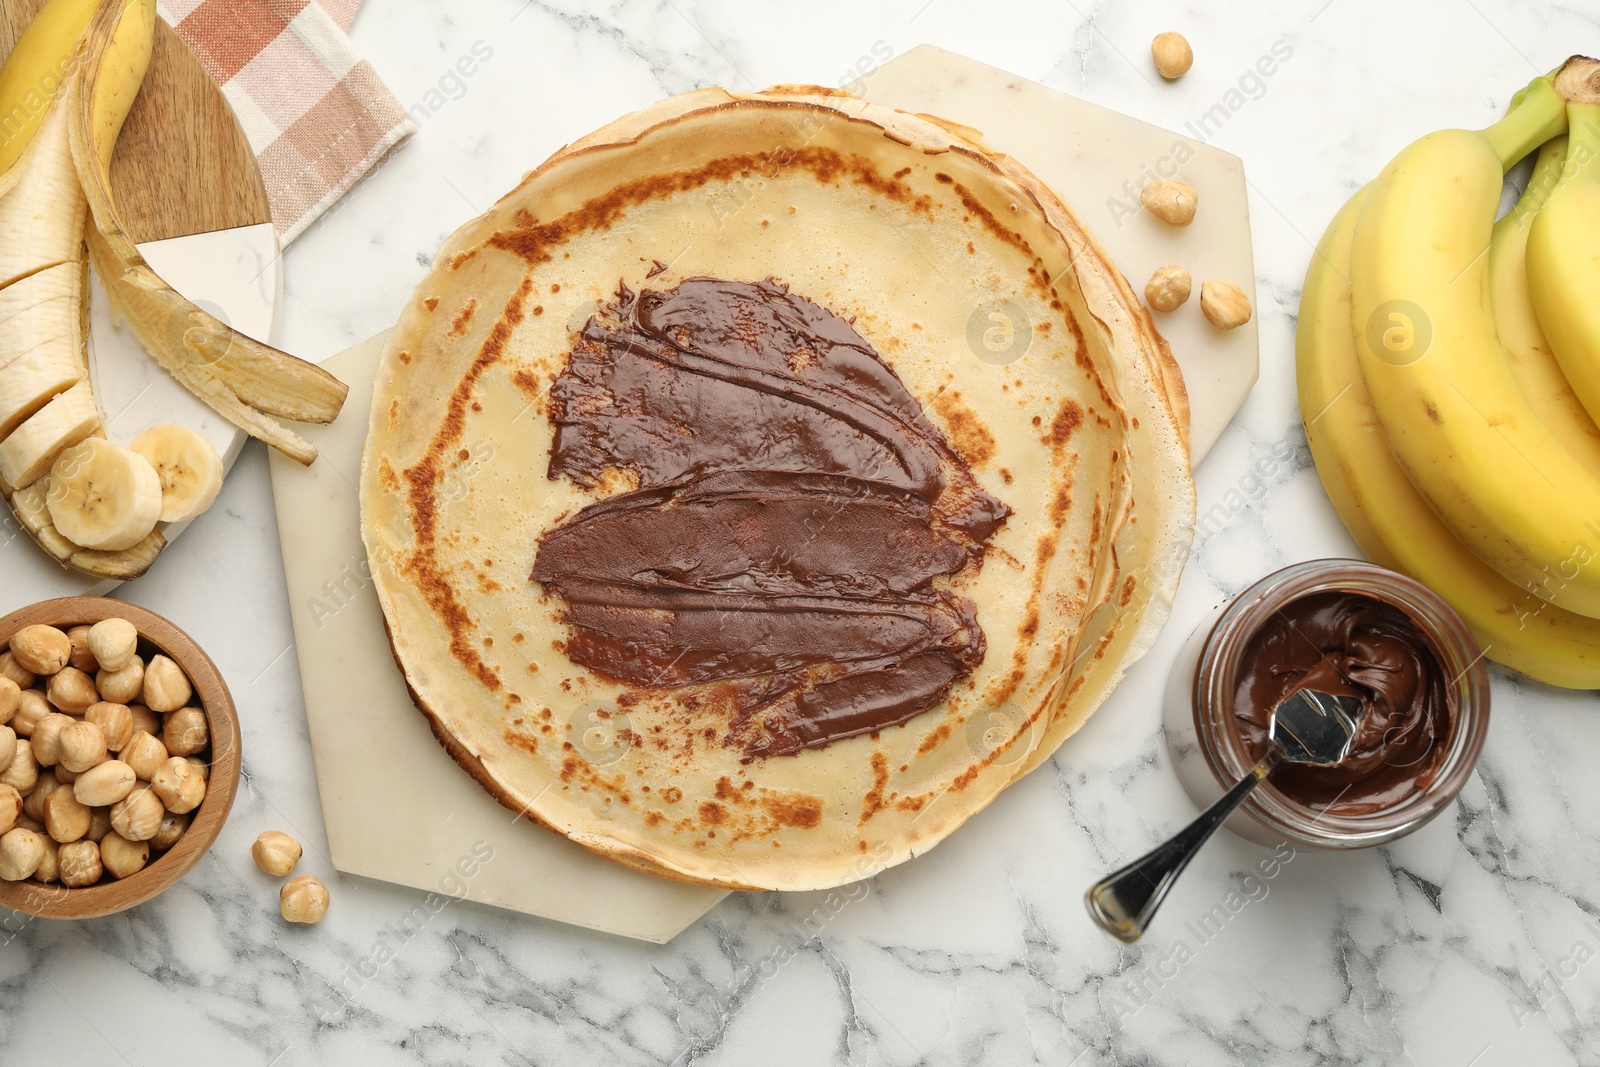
[{"x1": 1192, "y1": 559, "x2": 1490, "y2": 848}]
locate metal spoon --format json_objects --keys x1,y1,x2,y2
[{"x1": 1084, "y1": 687, "x2": 1363, "y2": 942}]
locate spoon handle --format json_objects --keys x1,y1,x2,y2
[{"x1": 1085, "y1": 750, "x2": 1280, "y2": 942}]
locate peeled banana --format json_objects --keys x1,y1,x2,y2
[
  {"x1": 1348, "y1": 66, "x2": 1600, "y2": 617},
  {"x1": 0, "y1": 0, "x2": 349, "y2": 582}
]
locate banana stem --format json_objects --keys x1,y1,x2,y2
[
  {"x1": 1566, "y1": 101, "x2": 1600, "y2": 180},
  {"x1": 1485, "y1": 78, "x2": 1569, "y2": 170}
]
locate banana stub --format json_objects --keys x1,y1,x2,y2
[
  {"x1": 45, "y1": 437, "x2": 162, "y2": 551},
  {"x1": 130, "y1": 423, "x2": 223, "y2": 523}
]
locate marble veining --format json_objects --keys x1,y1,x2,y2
[{"x1": 5, "y1": 0, "x2": 1600, "y2": 1063}]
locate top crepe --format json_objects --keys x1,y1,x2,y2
[{"x1": 360, "y1": 86, "x2": 1194, "y2": 891}]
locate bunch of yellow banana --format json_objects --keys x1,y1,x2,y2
[
  {"x1": 1298, "y1": 56, "x2": 1600, "y2": 688},
  {"x1": 0, "y1": 0, "x2": 346, "y2": 581}
]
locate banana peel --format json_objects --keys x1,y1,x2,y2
[{"x1": 67, "y1": 0, "x2": 347, "y2": 465}]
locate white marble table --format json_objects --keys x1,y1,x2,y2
[{"x1": 6, "y1": 1, "x2": 1600, "y2": 1063}]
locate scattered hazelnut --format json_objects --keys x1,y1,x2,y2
[
  {"x1": 85, "y1": 703, "x2": 133, "y2": 752},
  {"x1": 128, "y1": 704, "x2": 160, "y2": 739},
  {"x1": 11, "y1": 690, "x2": 48, "y2": 736},
  {"x1": 73, "y1": 759, "x2": 136, "y2": 807},
  {"x1": 122, "y1": 731, "x2": 168, "y2": 781},
  {"x1": 0, "y1": 827, "x2": 45, "y2": 880},
  {"x1": 10, "y1": 625, "x2": 71, "y2": 676},
  {"x1": 65, "y1": 626, "x2": 97, "y2": 673},
  {"x1": 151, "y1": 811, "x2": 190, "y2": 851},
  {"x1": 0, "y1": 783, "x2": 20, "y2": 834},
  {"x1": 22, "y1": 774, "x2": 57, "y2": 822},
  {"x1": 46, "y1": 667, "x2": 98, "y2": 714},
  {"x1": 29, "y1": 712, "x2": 74, "y2": 767},
  {"x1": 44, "y1": 783, "x2": 91, "y2": 843},
  {"x1": 1200, "y1": 280, "x2": 1253, "y2": 329},
  {"x1": 58, "y1": 721, "x2": 107, "y2": 774},
  {"x1": 0, "y1": 725, "x2": 14, "y2": 774},
  {"x1": 0, "y1": 651, "x2": 35, "y2": 691},
  {"x1": 1145, "y1": 265, "x2": 1193, "y2": 312},
  {"x1": 0, "y1": 676, "x2": 19, "y2": 724},
  {"x1": 57, "y1": 840, "x2": 102, "y2": 887},
  {"x1": 110, "y1": 786, "x2": 164, "y2": 842},
  {"x1": 1140, "y1": 179, "x2": 1198, "y2": 226},
  {"x1": 0, "y1": 739, "x2": 37, "y2": 793},
  {"x1": 280, "y1": 875, "x2": 329, "y2": 924},
  {"x1": 99, "y1": 832, "x2": 148, "y2": 879},
  {"x1": 162, "y1": 708, "x2": 207, "y2": 757},
  {"x1": 87, "y1": 619, "x2": 138, "y2": 672},
  {"x1": 252, "y1": 830, "x2": 302, "y2": 877},
  {"x1": 33, "y1": 835, "x2": 59, "y2": 884},
  {"x1": 150, "y1": 757, "x2": 206, "y2": 815},
  {"x1": 1152, "y1": 31, "x2": 1193, "y2": 79},
  {"x1": 97, "y1": 656, "x2": 144, "y2": 706},
  {"x1": 142, "y1": 657, "x2": 192, "y2": 714},
  {"x1": 86, "y1": 806, "x2": 112, "y2": 843}
]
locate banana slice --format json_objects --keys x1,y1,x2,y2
[
  {"x1": 44, "y1": 437, "x2": 160, "y2": 551},
  {"x1": 0, "y1": 378, "x2": 98, "y2": 489},
  {"x1": 0, "y1": 260, "x2": 80, "y2": 372},
  {"x1": 0, "y1": 337, "x2": 82, "y2": 437},
  {"x1": 9, "y1": 477, "x2": 51, "y2": 532},
  {"x1": 130, "y1": 424, "x2": 222, "y2": 523}
]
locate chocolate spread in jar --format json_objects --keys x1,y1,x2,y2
[
  {"x1": 1230, "y1": 590, "x2": 1456, "y2": 814},
  {"x1": 533, "y1": 278, "x2": 1010, "y2": 758}
]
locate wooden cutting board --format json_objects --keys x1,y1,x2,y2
[{"x1": 0, "y1": 0, "x2": 270, "y2": 240}]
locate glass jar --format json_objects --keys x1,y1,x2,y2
[{"x1": 1163, "y1": 559, "x2": 1490, "y2": 849}]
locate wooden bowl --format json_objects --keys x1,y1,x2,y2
[{"x1": 0, "y1": 597, "x2": 241, "y2": 918}]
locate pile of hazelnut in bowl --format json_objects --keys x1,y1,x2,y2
[{"x1": 0, "y1": 598, "x2": 239, "y2": 918}]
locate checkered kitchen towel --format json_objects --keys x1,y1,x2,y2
[{"x1": 157, "y1": 0, "x2": 414, "y2": 244}]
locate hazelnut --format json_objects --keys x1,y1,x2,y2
[
  {"x1": 151, "y1": 810, "x2": 190, "y2": 851},
  {"x1": 185, "y1": 756, "x2": 209, "y2": 780},
  {"x1": 162, "y1": 708, "x2": 207, "y2": 757},
  {"x1": 0, "y1": 739, "x2": 37, "y2": 793},
  {"x1": 22, "y1": 774, "x2": 58, "y2": 822},
  {"x1": 0, "y1": 783, "x2": 20, "y2": 834},
  {"x1": 58, "y1": 720, "x2": 107, "y2": 774},
  {"x1": 74, "y1": 759, "x2": 136, "y2": 807},
  {"x1": 0, "y1": 651, "x2": 35, "y2": 690},
  {"x1": 99, "y1": 832, "x2": 148, "y2": 879},
  {"x1": 252, "y1": 830, "x2": 301, "y2": 877},
  {"x1": 150, "y1": 757, "x2": 206, "y2": 814},
  {"x1": 97, "y1": 656, "x2": 144, "y2": 705},
  {"x1": 11, "y1": 690, "x2": 49, "y2": 735},
  {"x1": 44, "y1": 784, "x2": 91, "y2": 843},
  {"x1": 53, "y1": 764, "x2": 77, "y2": 785},
  {"x1": 1152, "y1": 31, "x2": 1193, "y2": 79},
  {"x1": 1145, "y1": 265, "x2": 1192, "y2": 312},
  {"x1": 128, "y1": 704, "x2": 160, "y2": 739},
  {"x1": 142, "y1": 656, "x2": 192, "y2": 713},
  {"x1": 29, "y1": 712, "x2": 74, "y2": 766},
  {"x1": 1140, "y1": 179, "x2": 1198, "y2": 227},
  {"x1": 10, "y1": 624, "x2": 71, "y2": 675},
  {"x1": 110, "y1": 786, "x2": 164, "y2": 841},
  {"x1": 46, "y1": 667, "x2": 98, "y2": 714},
  {"x1": 14, "y1": 813, "x2": 42, "y2": 834},
  {"x1": 65, "y1": 626, "x2": 97, "y2": 673},
  {"x1": 122, "y1": 731, "x2": 168, "y2": 780},
  {"x1": 0, "y1": 827, "x2": 45, "y2": 880},
  {"x1": 87, "y1": 619, "x2": 138, "y2": 672},
  {"x1": 57, "y1": 840, "x2": 102, "y2": 887},
  {"x1": 85, "y1": 703, "x2": 133, "y2": 752},
  {"x1": 1200, "y1": 280, "x2": 1253, "y2": 329},
  {"x1": 86, "y1": 806, "x2": 112, "y2": 843},
  {"x1": 0, "y1": 676, "x2": 19, "y2": 724},
  {"x1": 280, "y1": 874, "x2": 329, "y2": 924},
  {"x1": 33, "y1": 835, "x2": 59, "y2": 884},
  {"x1": 0, "y1": 725, "x2": 14, "y2": 773}
]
